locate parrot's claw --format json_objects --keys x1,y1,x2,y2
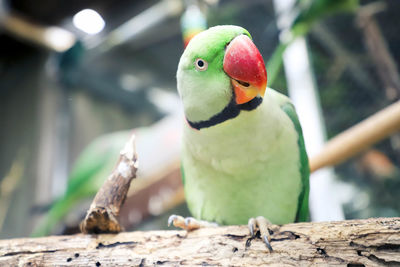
[
  {"x1": 168, "y1": 214, "x2": 218, "y2": 231},
  {"x1": 247, "y1": 216, "x2": 273, "y2": 252},
  {"x1": 168, "y1": 214, "x2": 178, "y2": 227},
  {"x1": 184, "y1": 217, "x2": 194, "y2": 227},
  {"x1": 248, "y1": 217, "x2": 256, "y2": 237}
]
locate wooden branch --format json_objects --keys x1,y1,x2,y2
[
  {"x1": 80, "y1": 135, "x2": 138, "y2": 234},
  {"x1": 1, "y1": 217, "x2": 399, "y2": 266},
  {"x1": 2, "y1": 12, "x2": 76, "y2": 52},
  {"x1": 310, "y1": 100, "x2": 400, "y2": 172}
]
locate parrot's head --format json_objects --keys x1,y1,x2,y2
[{"x1": 177, "y1": 25, "x2": 267, "y2": 128}]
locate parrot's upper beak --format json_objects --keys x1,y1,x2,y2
[{"x1": 223, "y1": 35, "x2": 267, "y2": 104}]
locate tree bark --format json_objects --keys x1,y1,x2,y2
[
  {"x1": 1, "y1": 217, "x2": 399, "y2": 266},
  {"x1": 80, "y1": 134, "x2": 138, "y2": 234}
]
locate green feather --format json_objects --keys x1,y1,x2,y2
[{"x1": 280, "y1": 102, "x2": 310, "y2": 222}]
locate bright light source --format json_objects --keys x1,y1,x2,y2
[
  {"x1": 73, "y1": 9, "x2": 105, "y2": 35},
  {"x1": 43, "y1": 27, "x2": 76, "y2": 52}
]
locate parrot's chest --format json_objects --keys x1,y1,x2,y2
[{"x1": 181, "y1": 104, "x2": 302, "y2": 225}]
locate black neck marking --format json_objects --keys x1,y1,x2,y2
[{"x1": 187, "y1": 97, "x2": 263, "y2": 130}]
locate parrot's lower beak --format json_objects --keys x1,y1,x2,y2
[{"x1": 223, "y1": 35, "x2": 267, "y2": 105}]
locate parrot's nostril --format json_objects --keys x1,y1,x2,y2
[{"x1": 236, "y1": 79, "x2": 250, "y2": 87}]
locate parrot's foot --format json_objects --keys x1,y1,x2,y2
[
  {"x1": 168, "y1": 214, "x2": 218, "y2": 231},
  {"x1": 248, "y1": 216, "x2": 273, "y2": 252}
]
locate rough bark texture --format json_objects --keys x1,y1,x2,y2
[
  {"x1": 1, "y1": 217, "x2": 399, "y2": 266},
  {"x1": 80, "y1": 135, "x2": 138, "y2": 234}
]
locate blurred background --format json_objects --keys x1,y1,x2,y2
[{"x1": 1, "y1": 0, "x2": 400, "y2": 239}]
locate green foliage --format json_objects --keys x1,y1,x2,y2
[
  {"x1": 267, "y1": 43, "x2": 289, "y2": 88},
  {"x1": 292, "y1": 0, "x2": 359, "y2": 36},
  {"x1": 268, "y1": 0, "x2": 360, "y2": 87}
]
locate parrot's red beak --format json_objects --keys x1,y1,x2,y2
[{"x1": 223, "y1": 35, "x2": 267, "y2": 104}]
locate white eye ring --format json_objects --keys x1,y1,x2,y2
[{"x1": 195, "y1": 58, "x2": 208, "y2": 71}]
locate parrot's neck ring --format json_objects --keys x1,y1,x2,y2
[{"x1": 187, "y1": 97, "x2": 263, "y2": 130}]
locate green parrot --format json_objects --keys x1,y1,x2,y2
[{"x1": 169, "y1": 25, "x2": 309, "y2": 251}]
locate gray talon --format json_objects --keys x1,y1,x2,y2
[
  {"x1": 184, "y1": 217, "x2": 192, "y2": 226},
  {"x1": 168, "y1": 215, "x2": 177, "y2": 227},
  {"x1": 248, "y1": 218, "x2": 256, "y2": 237},
  {"x1": 248, "y1": 217, "x2": 273, "y2": 252},
  {"x1": 263, "y1": 235, "x2": 273, "y2": 252},
  {"x1": 248, "y1": 224, "x2": 254, "y2": 237}
]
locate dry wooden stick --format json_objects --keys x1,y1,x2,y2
[
  {"x1": 310, "y1": 100, "x2": 400, "y2": 172},
  {"x1": 80, "y1": 135, "x2": 138, "y2": 234},
  {"x1": 2, "y1": 13, "x2": 75, "y2": 52},
  {"x1": 357, "y1": 2, "x2": 400, "y2": 100},
  {"x1": 2, "y1": 217, "x2": 399, "y2": 266}
]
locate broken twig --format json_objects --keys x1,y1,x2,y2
[{"x1": 80, "y1": 134, "x2": 138, "y2": 234}]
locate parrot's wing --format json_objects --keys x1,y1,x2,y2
[{"x1": 271, "y1": 89, "x2": 310, "y2": 222}]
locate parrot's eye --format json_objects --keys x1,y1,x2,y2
[{"x1": 195, "y1": 58, "x2": 208, "y2": 71}]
